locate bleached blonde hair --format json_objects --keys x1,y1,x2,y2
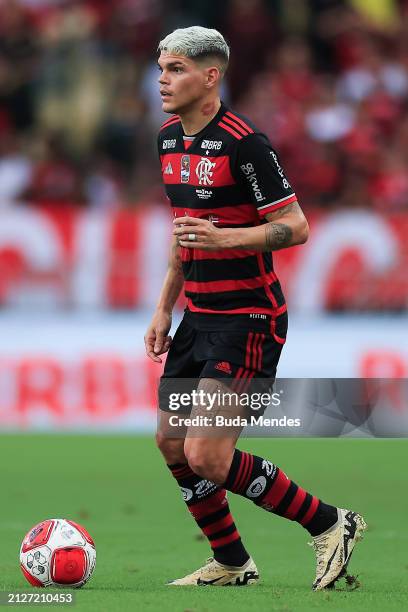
[{"x1": 158, "y1": 26, "x2": 230, "y2": 74}]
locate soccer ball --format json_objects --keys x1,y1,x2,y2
[{"x1": 20, "y1": 519, "x2": 96, "y2": 588}]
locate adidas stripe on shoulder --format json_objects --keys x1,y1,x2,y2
[
  {"x1": 218, "y1": 111, "x2": 254, "y2": 140},
  {"x1": 160, "y1": 115, "x2": 181, "y2": 131}
]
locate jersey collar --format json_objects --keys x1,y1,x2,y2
[{"x1": 180, "y1": 101, "x2": 227, "y2": 140}]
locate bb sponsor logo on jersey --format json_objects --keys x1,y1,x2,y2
[
  {"x1": 246, "y1": 476, "x2": 267, "y2": 498},
  {"x1": 240, "y1": 163, "x2": 265, "y2": 202},
  {"x1": 196, "y1": 188, "x2": 213, "y2": 200},
  {"x1": 181, "y1": 155, "x2": 190, "y2": 183},
  {"x1": 196, "y1": 157, "x2": 216, "y2": 186},
  {"x1": 163, "y1": 139, "x2": 177, "y2": 149},
  {"x1": 201, "y1": 140, "x2": 222, "y2": 150}
]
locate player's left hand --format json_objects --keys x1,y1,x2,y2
[{"x1": 173, "y1": 216, "x2": 229, "y2": 250}]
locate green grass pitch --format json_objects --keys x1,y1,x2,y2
[{"x1": 0, "y1": 435, "x2": 407, "y2": 611}]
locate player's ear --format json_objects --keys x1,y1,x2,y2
[{"x1": 204, "y1": 66, "x2": 220, "y2": 89}]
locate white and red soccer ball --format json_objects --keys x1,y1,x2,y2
[{"x1": 20, "y1": 519, "x2": 96, "y2": 588}]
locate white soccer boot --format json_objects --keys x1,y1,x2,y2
[
  {"x1": 310, "y1": 508, "x2": 367, "y2": 590},
  {"x1": 167, "y1": 556, "x2": 259, "y2": 586}
]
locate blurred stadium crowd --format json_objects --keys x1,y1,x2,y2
[
  {"x1": 0, "y1": 0, "x2": 408, "y2": 211},
  {"x1": 0, "y1": 1, "x2": 406, "y2": 422}
]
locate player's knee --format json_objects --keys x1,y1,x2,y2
[
  {"x1": 185, "y1": 453, "x2": 214, "y2": 480},
  {"x1": 155, "y1": 432, "x2": 185, "y2": 464},
  {"x1": 184, "y1": 443, "x2": 228, "y2": 484}
]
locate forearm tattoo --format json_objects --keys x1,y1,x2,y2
[
  {"x1": 265, "y1": 223, "x2": 293, "y2": 250},
  {"x1": 171, "y1": 240, "x2": 183, "y2": 272}
]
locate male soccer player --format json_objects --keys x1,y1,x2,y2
[{"x1": 145, "y1": 26, "x2": 366, "y2": 589}]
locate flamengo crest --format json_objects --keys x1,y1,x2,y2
[{"x1": 196, "y1": 157, "x2": 216, "y2": 186}]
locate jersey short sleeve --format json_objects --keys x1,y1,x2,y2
[{"x1": 232, "y1": 133, "x2": 297, "y2": 218}]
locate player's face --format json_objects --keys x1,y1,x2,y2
[{"x1": 158, "y1": 52, "x2": 208, "y2": 114}]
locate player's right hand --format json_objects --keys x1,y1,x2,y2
[{"x1": 144, "y1": 312, "x2": 172, "y2": 363}]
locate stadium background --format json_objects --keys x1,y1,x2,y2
[
  {"x1": 0, "y1": 1, "x2": 407, "y2": 609},
  {"x1": 0, "y1": 0, "x2": 407, "y2": 430}
]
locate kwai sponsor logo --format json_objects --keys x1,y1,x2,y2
[
  {"x1": 247, "y1": 173, "x2": 265, "y2": 202},
  {"x1": 240, "y1": 163, "x2": 265, "y2": 202}
]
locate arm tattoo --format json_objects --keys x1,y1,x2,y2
[
  {"x1": 170, "y1": 240, "x2": 183, "y2": 272},
  {"x1": 265, "y1": 223, "x2": 293, "y2": 250},
  {"x1": 266, "y1": 201, "x2": 300, "y2": 220}
]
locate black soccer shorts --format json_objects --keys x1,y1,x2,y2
[{"x1": 158, "y1": 313, "x2": 287, "y2": 414}]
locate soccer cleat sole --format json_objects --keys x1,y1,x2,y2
[{"x1": 313, "y1": 513, "x2": 367, "y2": 591}]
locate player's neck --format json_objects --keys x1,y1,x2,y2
[{"x1": 179, "y1": 98, "x2": 221, "y2": 136}]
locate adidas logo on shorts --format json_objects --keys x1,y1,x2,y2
[{"x1": 215, "y1": 361, "x2": 232, "y2": 374}]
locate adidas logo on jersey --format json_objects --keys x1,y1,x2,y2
[{"x1": 164, "y1": 162, "x2": 173, "y2": 175}]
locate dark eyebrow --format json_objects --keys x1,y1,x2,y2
[{"x1": 158, "y1": 61, "x2": 186, "y2": 69}]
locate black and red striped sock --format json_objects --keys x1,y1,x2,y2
[
  {"x1": 224, "y1": 450, "x2": 338, "y2": 536},
  {"x1": 168, "y1": 463, "x2": 250, "y2": 566}
]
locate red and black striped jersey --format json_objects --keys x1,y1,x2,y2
[{"x1": 158, "y1": 102, "x2": 296, "y2": 334}]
